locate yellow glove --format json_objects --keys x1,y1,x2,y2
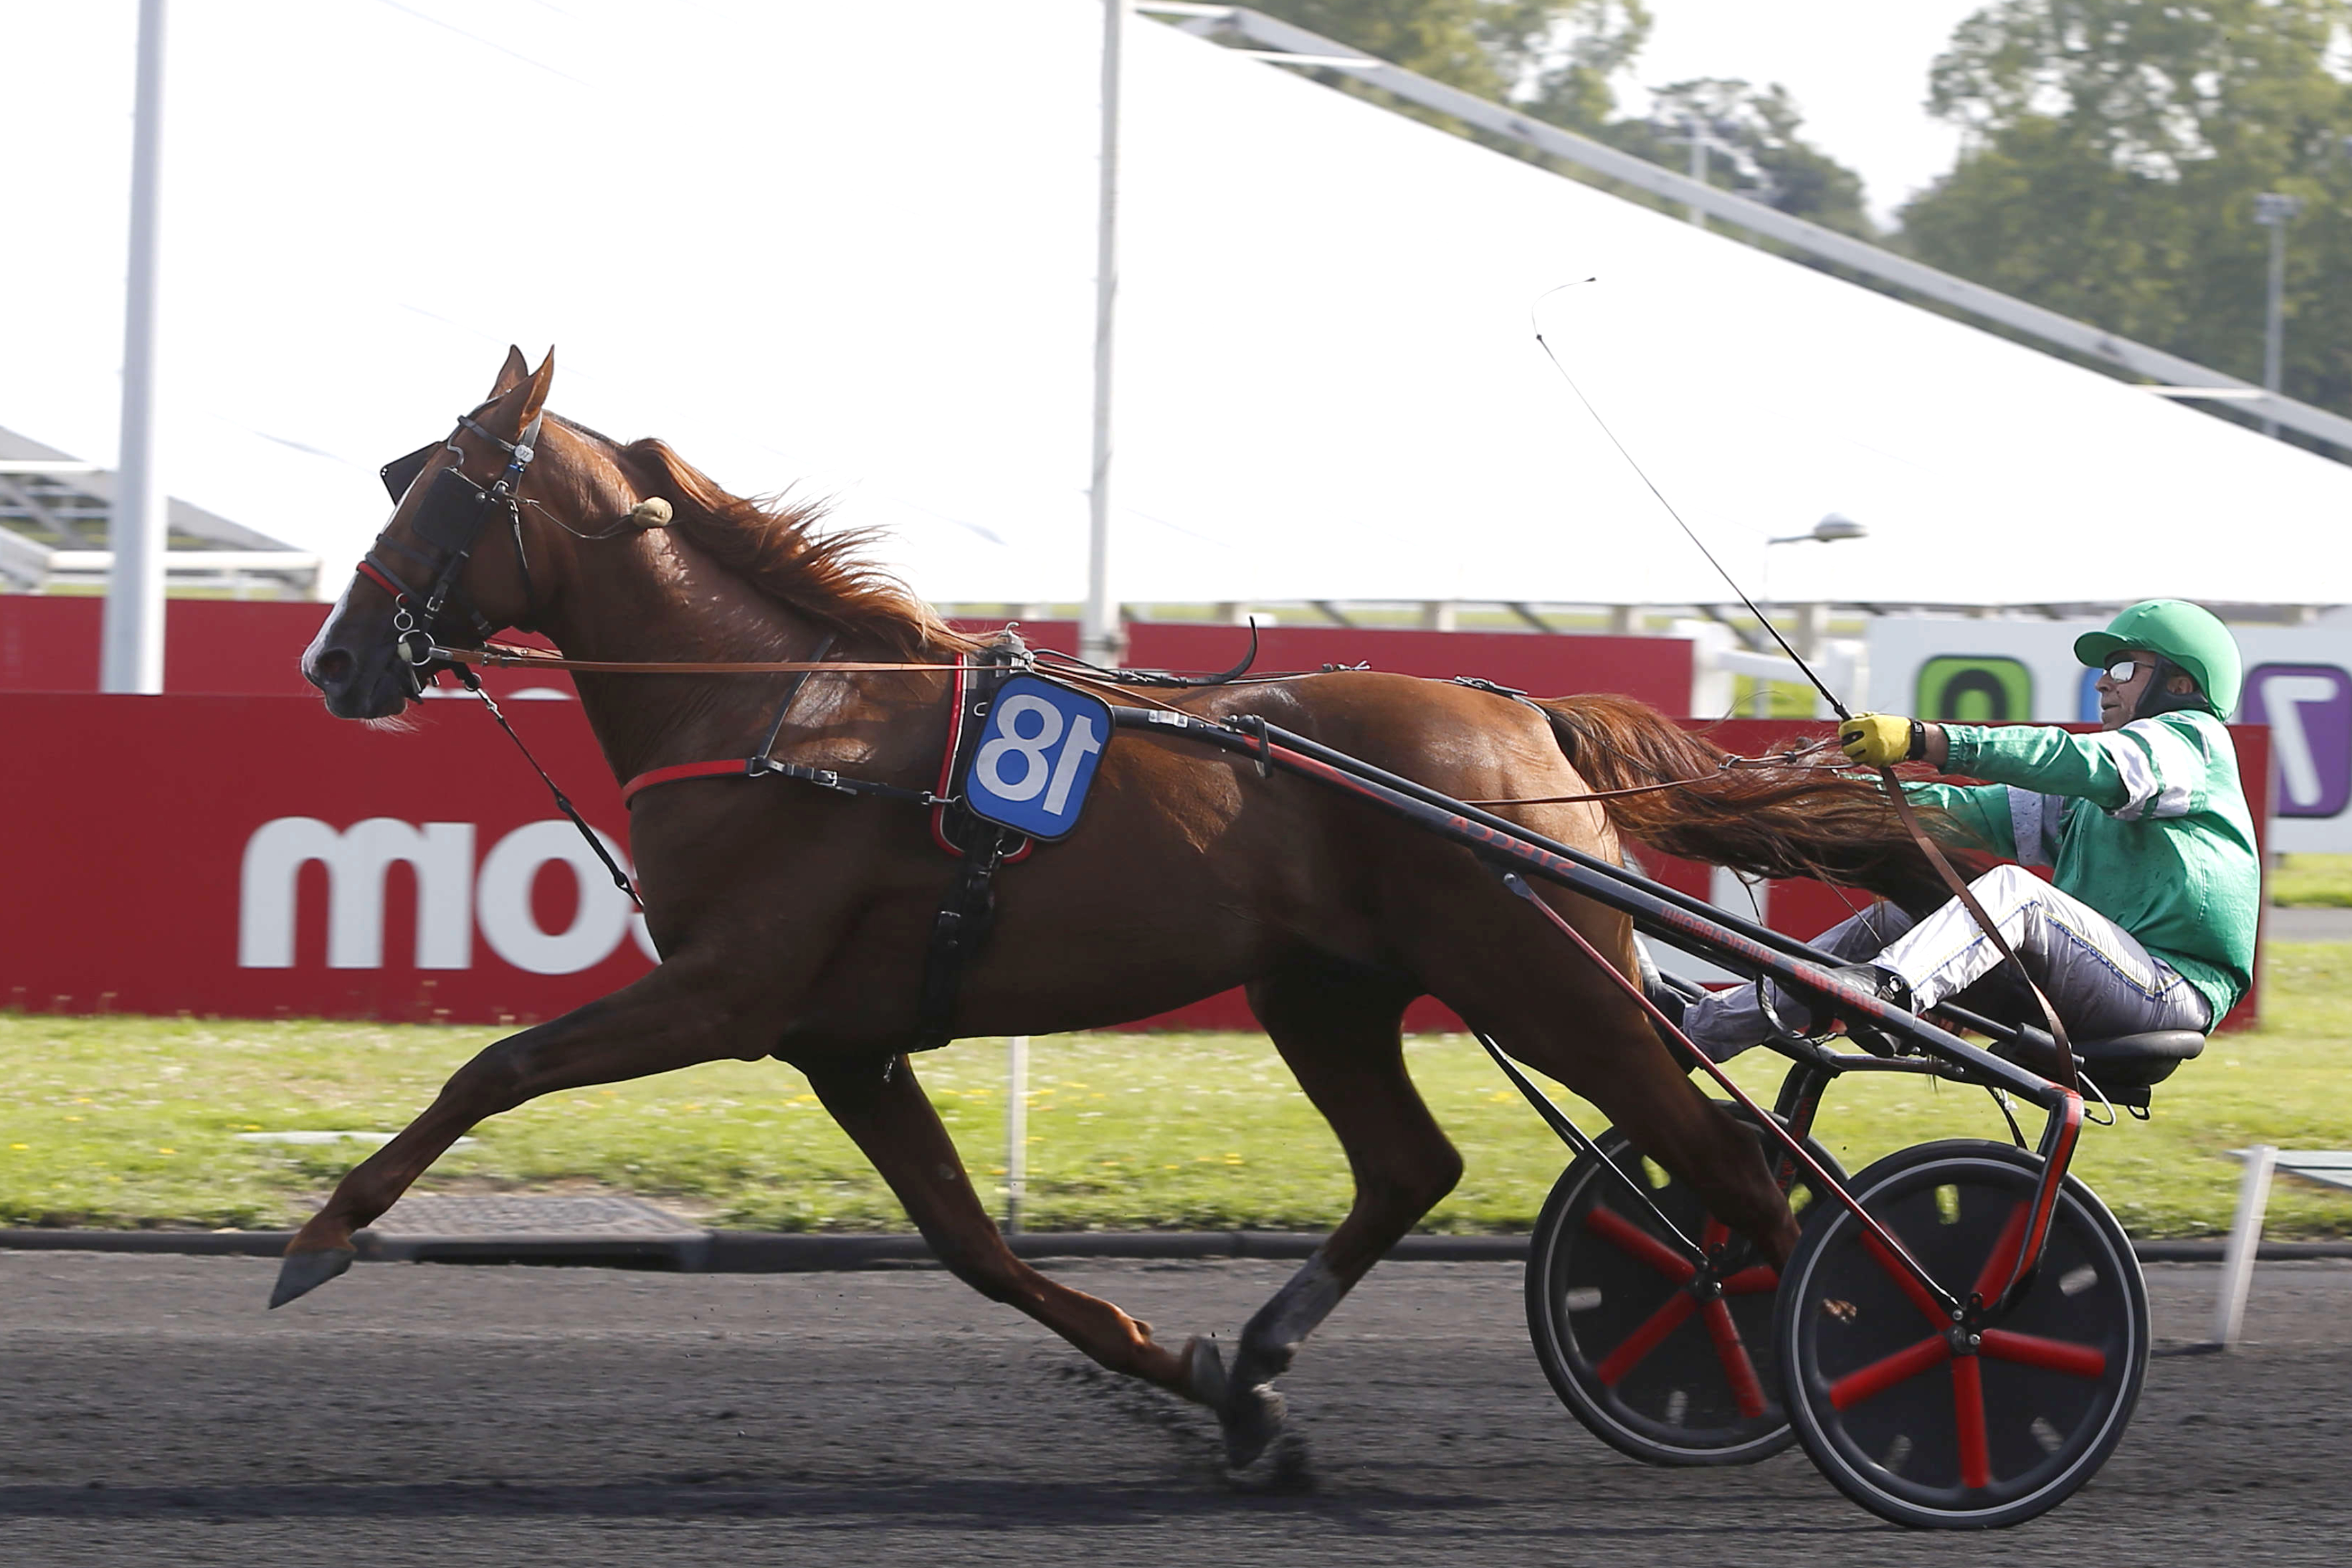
[{"x1": 1838, "y1": 712, "x2": 1921, "y2": 767}]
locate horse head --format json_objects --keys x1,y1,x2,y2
[{"x1": 304, "y1": 346, "x2": 570, "y2": 718}]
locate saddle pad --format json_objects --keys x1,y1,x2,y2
[{"x1": 961, "y1": 673, "x2": 1114, "y2": 842}]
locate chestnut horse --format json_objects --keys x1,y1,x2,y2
[{"x1": 290, "y1": 349, "x2": 1958, "y2": 1465}]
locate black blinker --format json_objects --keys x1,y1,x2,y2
[
  {"x1": 379, "y1": 441, "x2": 438, "y2": 503},
  {"x1": 412, "y1": 465, "x2": 495, "y2": 552}
]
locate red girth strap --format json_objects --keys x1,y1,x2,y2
[{"x1": 620, "y1": 758, "x2": 759, "y2": 807}]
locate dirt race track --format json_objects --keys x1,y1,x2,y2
[{"x1": 4, "y1": 1251, "x2": 2347, "y2": 1567}]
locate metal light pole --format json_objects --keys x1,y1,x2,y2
[
  {"x1": 102, "y1": 0, "x2": 170, "y2": 694},
  {"x1": 2253, "y1": 192, "x2": 2302, "y2": 440},
  {"x1": 1685, "y1": 116, "x2": 1707, "y2": 230},
  {"x1": 1081, "y1": 1, "x2": 1126, "y2": 668},
  {"x1": 1004, "y1": 1035, "x2": 1030, "y2": 1233}
]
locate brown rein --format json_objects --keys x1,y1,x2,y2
[
  {"x1": 439, "y1": 643, "x2": 985, "y2": 676},
  {"x1": 1464, "y1": 742, "x2": 1843, "y2": 808},
  {"x1": 437, "y1": 641, "x2": 1234, "y2": 722},
  {"x1": 444, "y1": 641, "x2": 1854, "y2": 808}
]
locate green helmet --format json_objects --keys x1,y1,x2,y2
[{"x1": 2073, "y1": 599, "x2": 2242, "y2": 718}]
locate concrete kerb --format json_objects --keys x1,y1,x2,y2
[{"x1": 2, "y1": 1227, "x2": 2348, "y2": 1271}]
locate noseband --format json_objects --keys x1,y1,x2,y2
[{"x1": 358, "y1": 408, "x2": 543, "y2": 690}]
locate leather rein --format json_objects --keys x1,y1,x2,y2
[{"x1": 435, "y1": 636, "x2": 1849, "y2": 810}]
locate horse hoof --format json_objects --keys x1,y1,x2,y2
[
  {"x1": 1219, "y1": 1380, "x2": 1288, "y2": 1470},
  {"x1": 1182, "y1": 1338, "x2": 1229, "y2": 1408},
  {"x1": 270, "y1": 1246, "x2": 356, "y2": 1309}
]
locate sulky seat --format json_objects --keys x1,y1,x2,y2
[
  {"x1": 2075, "y1": 1030, "x2": 2207, "y2": 1090},
  {"x1": 1990, "y1": 1026, "x2": 2207, "y2": 1108}
]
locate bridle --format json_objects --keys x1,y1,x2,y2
[{"x1": 358, "y1": 404, "x2": 544, "y2": 692}]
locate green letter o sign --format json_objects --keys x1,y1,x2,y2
[{"x1": 1916, "y1": 657, "x2": 2033, "y2": 724}]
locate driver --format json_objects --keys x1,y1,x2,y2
[{"x1": 1672, "y1": 599, "x2": 2259, "y2": 1060}]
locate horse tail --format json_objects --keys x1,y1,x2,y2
[{"x1": 1535, "y1": 694, "x2": 1987, "y2": 914}]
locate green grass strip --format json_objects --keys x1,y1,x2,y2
[
  {"x1": 2273, "y1": 854, "x2": 2352, "y2": 909},
  {"x1": 4, "y1": 945, "x2": 2348, "y2": 1239}
]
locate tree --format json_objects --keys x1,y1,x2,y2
[
  {"x1": 1899, "y1": 0, "x2": 2352, "y2": 424},
  {"x1": 1243, "y1": 1, "x2": 1651, "y2": 135},
  {"x1": 1601, "y1": 78, "x2": 1875, "y2": 237},
  {"x1": 1237, "y1": 4, "x2": 1873, "y2": 233}
]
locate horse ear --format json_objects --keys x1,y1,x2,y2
[
  {"x1": 518, "y1": 348, "x2": 556, "y2": 428},
  {"x1": 488, "y1": 345, "x2": 531, "y2": 398}
]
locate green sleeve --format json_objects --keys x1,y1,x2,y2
[
  {"x1": 1901, "y1": 781, "x2": 2017, "y2": 858},
  {"x1": 1940, "y1": 723, "x2": 2131, "y2": 812}
]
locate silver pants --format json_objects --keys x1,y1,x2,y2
[{"x1": 1681, "y1": 866, "x2": 2212, "y2": 1061}]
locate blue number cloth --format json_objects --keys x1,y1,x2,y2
[{"x1": 961, "y1": 674, "x2": 1115, "y2": 840}]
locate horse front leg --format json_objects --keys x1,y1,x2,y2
[
  {"x1": 271, "y1": 955, "x2": 775, "y2": 1307},
  {"x1": 805, "y1": 1053, "x2": 1209, "y2": 1403}
]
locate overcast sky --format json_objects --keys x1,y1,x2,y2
[{"x1": 1630, "y1": 0, "x2": 1989, "y2": 226}]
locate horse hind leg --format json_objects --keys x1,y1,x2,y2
[
  {"x1": 1493, "y1": 1001, "x2": 1800, "y2": 1270},
  {"x1": 1202, "y1": 963, "x2": 1460, "y2": 1468},
  {"x1": 805, "y1": 1051, "x2": 1199, "y2": 1397},
  {"x1": 1416, "y1": 888, "x2": 1799, "y2": 1271}
]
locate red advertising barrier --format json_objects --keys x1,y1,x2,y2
[
  {"x1": 2, "y1": 694, "x2": 639, "y2": 1022},
  {"x1": 0, "y1": 596, "x2": 576, "y2": 702},
  {"x1": 0, "y1": 598, "x2": 1694, "y2": 714},
  {"x1": 1, "y1": 596, "x2": 329, "y2": 696},
  {"x1": 0, "y1": 688, "x2": 2266, "y2": 1033}
]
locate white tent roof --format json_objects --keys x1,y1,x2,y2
[{"x1": 3, "y1": 1, "x2": 2343, "y2": 609}]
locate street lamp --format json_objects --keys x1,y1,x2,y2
[
  {"x1": 1769, "y1": 512, "x2": 1869, "y2": 547},
  {"x1": 1755, "y1": 514, "x2": 1868, "y2": 714},
  {"x1": 1654, "y1": 113, "x2": 1742, "y2": 229},
  {"x1": 2253, "y1": 192, "x2": 2302, "y2": 439}
]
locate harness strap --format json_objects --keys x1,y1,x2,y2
[
  {"x1": 437, "y1": 642, "x2": 990, "y2": 676},
  {"x1": 356, "y1": 557, "x2": 416, "y2": 604},
  {"x1": 456, "y1": 668, "x2": 644, "y2": 912},
  {"x1": 755, "y1": 632, "x2": 839, "y2": 760},
  {"x1": 915, "y1": 635, "x2": 1034, "y2": 1051},
  {"x1": 620, "y1": 756, "x2": 940, "y2": 809}
]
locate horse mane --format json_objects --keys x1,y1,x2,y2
[{"x1": 607, "y1": 431, "x2": 975, "y2": 660}]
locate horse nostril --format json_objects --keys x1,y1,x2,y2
[{"x1": 308, "y1": 647, "x2": 355, "y2": 691}]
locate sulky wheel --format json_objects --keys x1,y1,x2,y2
[
  {"x1": 1773, "y1": 1138, "x2": 2149, "y2": 1529},
  {"x1": 1524, "y1": 1107, "x2": 1843, "y2": 1466}
]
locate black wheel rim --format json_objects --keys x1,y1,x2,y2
[
  {"x1": 1781, "y1": 1142, "x2": 2147, "y2": 1526},
  {"x1": 1529, "y1": 1118, "x2": 1837, "y2": 1461}
]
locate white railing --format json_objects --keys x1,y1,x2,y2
[{"x1": 1676, "y1": 616, "x2": 1867, "y2": 719}]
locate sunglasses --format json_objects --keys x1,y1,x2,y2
[{"x1": 2103, "y1": 655, "x2": 2150, "y2": 684}]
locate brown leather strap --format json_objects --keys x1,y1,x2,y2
[
  {"x1": 1879, "y1": 765, "x2": 2078, "y2": 1091},
  {"x1": 439, "y1": 643, "x2": 982, "y2": 675},
  {"x1": 1464, "y1": 745, "x2": 1843, "y2": 808}
]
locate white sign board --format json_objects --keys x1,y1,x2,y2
[{"x1": 1868, "y1": 614, "x2": 2352, "y2": 853}]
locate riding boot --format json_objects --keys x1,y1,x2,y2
[{"x1": 1831, "y1": 963, "x2": 1912, "y2": 1058}]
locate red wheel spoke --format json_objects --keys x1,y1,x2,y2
[
  {"x1": 1863, "y1": 1231, "x2": 1950, "y2": 1327},
  {"x1": 1701, "y1": 1217, "x2": 1730, "y2": 1250},
  {"x1": 1701, "y1": 1298, "x2": 1768, "y2": 1418},
  {"x1": 1980, "y1": 1328, "x2": 2106, "y2": 1379},
  {"x1": 1952, "y1": 1355, "x2": 1991, "y2": 1489},
  {"x1": 1721, "y1": 1264, "x2": 1779, "y2": 1296},
  {"x1": 1584, "y1": 1206, "x2": 1698, "y2": 1283},
  {"x1": 1595, "y1": 1291, "x2": 1699, "y2": 1386},
  {"x1": 1970, "y1": 1201, "x2": 2032, "y2": 1304},
  {"x1": 1828, "y1": 1333, "x2": 1950, "y2": 1411}
]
